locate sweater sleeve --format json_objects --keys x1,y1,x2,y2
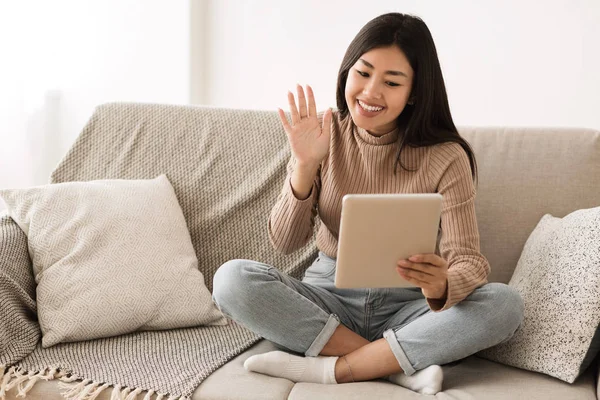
[
  {"x1": 267, "y1": 156, "x2": 321, "y2": 254},
  {"x1": 427, "y1": 144, "x2": 491, "y2": 312}
]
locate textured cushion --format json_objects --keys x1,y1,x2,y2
[
  {"x1": 478, "y1": 206, "x2": 600, "y2": 383},
  {"x1": 0, "y1": 175, "x2": 226, "y2": 348}
]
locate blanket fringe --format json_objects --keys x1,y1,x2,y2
[
  {"x1": 0, "y1": 365, "x2": 191, "y2": 400},
  {"x1": 142, "y1": 389, "x2": 155, "y2": 400},
  {"x1": 59, "y1": 378, "x2": 92, "y2": 399},
  {"x1": 58, "y1": 379, "x2": 111, "y2": 400},
  {"x1": 110, "y1": 384, "x2": 122, "y2": 400},
  {"x1": 17, "y1": 369, "x2": 50, "y2": 397},
  {"x1": 77, "y1": 382, "x2": 101, "y2": 399},
  {"x1": 124, "y1": 387, "x2": 143, "y2": 400},
  {"x1": 60, "y1": 380, "x2": 146, "y2": 400},
  {"x1": 0, "y1": 365, "x2": 14, "y2": 399},
  {"x1": 88, "y1": 383, "x2": 110, "y2": 400},
  {"x1": 59, "y1": 372, "x2": 82, "y2": 383},
  {"x1": 4, "y1": 368, "x2": 30, "y2": 392},
  {"x1": 0, "y1": 366, "x2": 62, "y2": 399},
  {"x1": 120, "y1": 386, "x2": 132, "y2": 399}
]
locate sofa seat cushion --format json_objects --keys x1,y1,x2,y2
[
  {"x1": 197, "y1": 340, "x2": 597, "y2": 400},
  {"x1": 4, "y1": 339, "x2": 597, "y2": 400},
  {"x1": 288, "y1": 354, "x2": 597, "y2": 400},
  {"x1": 193, "y1": 340, "x2": 294, "y2": 399}
]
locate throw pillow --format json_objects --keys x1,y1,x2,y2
[
  {"x1": 478, "y1": 206, "x2": 600, "y2": 383},
  {"x1": 0, "y1": 175, "x2": 227, "y2": 348}
]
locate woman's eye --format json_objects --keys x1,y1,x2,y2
[{"x1": 355, "y1": 69, "x2": 400, "y2": 87}]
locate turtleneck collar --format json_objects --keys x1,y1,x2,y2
[{"x1": 353, "y1": 120, "x2": 399, "y2": 146}]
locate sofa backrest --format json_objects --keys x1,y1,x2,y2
[
  {"x1": 52, "y1": 103, "x2": 600, "y2": 286},
  {"x1": 459, "y1": 126, "x2": 600, "y2": 283},
  {"x1": 51, "y1": 103, "x2": 318, "y2": 291}
]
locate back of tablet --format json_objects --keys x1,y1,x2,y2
[{"x1": 335, "y1": 193, "x2": 442, "y2": 289}]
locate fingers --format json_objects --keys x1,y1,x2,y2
[
  {"x1": 398, "y1": 254, "x2": 448, "y2": 294},
  {"x1": 296, "y1": 84, "x2": 308, "y2": 119},
  {"x1": 285, "y1": 84, "x2": 326, "y2": 127},
  {"x1": 307, "y1": 85, "x2": 317, "y2": 117},
  {"x1": 397, "y1": 260, "x2": 435, "y2": 277},
  {"x1": 408, "y1": 254, "x2": 446, "y2": 268},
  {"x1": 277, "y1": 108, "x2": 292, "y2": 133},
  {"x1": 396, "y1": 268, "x2": 429, "y2": 287},
  {"x1": 287, "y1": 91, "x2": 300, "y2": 125}
]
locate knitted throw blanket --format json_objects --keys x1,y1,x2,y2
[
  {"x1": 0, "y1": 103, "x2": 318, "y2": 399},
  {"x1": 0, "y1": 218, "x2": 260, "y2": 398}
]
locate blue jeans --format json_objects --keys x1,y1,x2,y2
[{"x1": 212, "y1": 252, "x2": 524, "y2": 375}]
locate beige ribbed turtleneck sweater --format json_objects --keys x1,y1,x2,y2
[{"x1": 268, "y1": 112, "x2": 490, "y2": 312}]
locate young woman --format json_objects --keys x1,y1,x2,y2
[{"x1": 212, "y1": 12, "x2": 523, "y2": 395}]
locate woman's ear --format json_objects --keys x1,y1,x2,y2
[{"x1": 407, "y1": 97, "x2": 416, "y2": 106}]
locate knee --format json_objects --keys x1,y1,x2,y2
[
  {"x1": 212, "y1": 259, "x2": 250, "y2": 307},
  {"x1": 212, "y1": 259, "x2": 268, "y2": 311},
  {"x1": 482, "y1": 283, "x2": 524, "y2": 333}
]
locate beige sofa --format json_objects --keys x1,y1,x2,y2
[{"x1": 4, "y1": 103, "x2": 600, "y2": 399}]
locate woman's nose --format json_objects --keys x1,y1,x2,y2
[{"x1": 362, "y1": 80, "x2": 382, "y2": 99}]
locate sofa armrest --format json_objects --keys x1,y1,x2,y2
[{"x1": 0, "y1": 214, "x2": 40, "y2": 365}]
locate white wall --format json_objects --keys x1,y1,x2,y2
[
  {"x1": 2, "y1": 0, "x2": 599, "y2": 204},
  {"x1": 0, "y1": 1, "x2": 190, "y2": 193},
  {"x1": 201, "y1": 0, "x2": 600, "y2": 130}
]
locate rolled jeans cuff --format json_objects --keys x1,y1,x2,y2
[
  {"x1": 383, "y1": 328, "x2": 416, "y2": 375},
  {"x1": 305, "y1": 314, "x2": 340, "y2": 357}
]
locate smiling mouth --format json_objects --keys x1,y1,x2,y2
[{"x1": 357, "y1": 99, "x2": 384, "y2": 112}]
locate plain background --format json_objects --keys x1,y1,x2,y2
[{"x1": 1, "y1": 0, "x2": 599, "y2": 212}]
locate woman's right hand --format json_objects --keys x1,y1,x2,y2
[{"x1": 278, "y1": 84, "x2": 332, "y2": 169}]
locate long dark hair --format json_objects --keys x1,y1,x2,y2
[{"x1": 336, "y1": 13, "x2": 477, "y2": 182}]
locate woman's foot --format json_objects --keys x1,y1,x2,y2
[
  {"x1": 244, "y1": 350, "x2": 338, "y2": 384},
  {"x1": 387, "y1": 365, "x2": 443, "y2": 394},
  {"x1": 244, "y1": 350, "x2": 443, "y2": 394}
]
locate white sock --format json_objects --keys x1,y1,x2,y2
[
  {"x1": 243, "y1": 350, "x2": 338, "y2": 384},
  {"x1": 387, "y1": 365, "x2": 443, "y2": 395}
]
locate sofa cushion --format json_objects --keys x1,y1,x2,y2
[
  {"x1": 0, "y1": 175, "x2": 226, "y2": 348},
  {"x1": 6, "y1": 344, "x2": 597, "y2": 400},
  {"x1": 287, "y1": 355, "x2": 597, "y2": 400},
  {"x1": 198, "y1": 339, "x2": 595, "y2": 400},
  {"x1": 193, "y1": 340, "x2": 294, "y2": 400},
  {"x1": 459, "y1": 127, "x2": 600, "y2": 284},
  {"x1": 478, "y1": 206, "x2": 600, "y2": 383}
]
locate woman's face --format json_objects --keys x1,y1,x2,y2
[{"x1": 345, "y1": 45, "x2": 414, "y2": 135}]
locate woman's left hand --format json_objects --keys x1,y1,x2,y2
[{"x1": 397, "y1": 254, "x2": 448, "y2": 300}]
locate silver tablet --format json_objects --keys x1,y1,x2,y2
[{"x1": 334, "y1": 193, "x2": 442, "y2": 289}]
